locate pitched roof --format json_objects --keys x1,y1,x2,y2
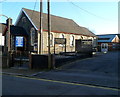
[
  {"x1": 21, "y1": 8, "x2": 96, "y2": 37},
  {"x1": 2, "y1": 24, "x2": 28, "y2": 36},
  {"x1": 97, "y1": 34, "x2": 119, "y2": 42}
]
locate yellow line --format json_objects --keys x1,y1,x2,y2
[{"x1": 4, "y1": 74, "x2": 119, "y2": 92}]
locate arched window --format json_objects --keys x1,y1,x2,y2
[
  {"x1": 50, "y1": 33, "x2": 53, "y2": 46},
  {"x1": 59, "y1": 34, "x2": 64, "y2": 38},
  {"x1": 30, "y1": 27, "x2": 36, "y2": 46},
  {"x1": 70, "y1": 35, "x2": 74, "y2": 46},
  {"x1": 59, "y1": 34, "x2": 65, "y2": 46},
  {"x1": 22, "y1": 17, "x2": 27, "y2": 23}
]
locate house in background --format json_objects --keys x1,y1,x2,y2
[
  {"x1": 14, "y1": 8, "x2": 97, "y2": 54},
  {"x1": 97, "y1": 34, "x2": 120, "y2": 52},
  {"x1": 0, "y1": 23, "x2": 6, "y2": 46}
]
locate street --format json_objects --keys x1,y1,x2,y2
[
  {"x1": 1, "y1": 1, "x2": 119, "y2": 96},
  {"x1": 2, "y1": 51, "x2": 120, "y2": 95},
  {"x1": 2, "y1": 74, "x2": 118, "y2": 95}
]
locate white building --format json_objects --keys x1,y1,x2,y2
[{"x1": 0, "y1": 23, "x2": 5, "y2": 46}]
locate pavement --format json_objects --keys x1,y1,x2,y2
[
  {"x1": 1, "y1": 52, "x2": 100, "y2": 76},
  {"x1": 2, "y1": 68, "x2": 42, "y2": 76}
]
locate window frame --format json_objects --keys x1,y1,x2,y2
[
  {"x1": 50, "y1": 33, "x2": 54, "y2": 46},
  {"x1": 70, "y1": 35, "x2": 74, "y2": 47},
  {"x1": 59, "y1": 34, "x2": 65, "y2": 47},
  {"x1": 22, "y1": 17, "x2": 27, "y2": 24},
  {"x1": 30, "y1": 27, "x2": 36, "y2": 46}
]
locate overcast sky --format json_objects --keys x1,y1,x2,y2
[{"x1": 0, "y1": 0, "x2": 118, "y2": 35}]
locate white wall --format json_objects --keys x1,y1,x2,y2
[{"x1": 0, "y1": 33, "x2": 4, "y2": 46}]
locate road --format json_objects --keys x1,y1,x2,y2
[
  {"x1": 60, "y1": 51, "x2": 119, "y2": 75},
  {"x1": 33, "y1": 51, "x2": 119, "y2": 88},
  {"x1": 2, "y1": 51, "x2": 120, "y2": 95},
  {"x1": 2, "y1": 74, "x2": 119, "y2": 95}
]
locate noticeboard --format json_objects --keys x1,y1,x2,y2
[
  {"x1": 54, "y1": 38, "x2": 66, "y2": 44},
  {"x1": 15, "y1": 36, "x2": 24, "y2": 47},
  {"x1": 81, "y1": 39, "x2": 92, "y2": 45}
]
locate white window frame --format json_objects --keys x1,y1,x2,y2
[
  {"x1": 50, "y1": 33, "x2": 54, "y2": 46},
  {"x1": 47, "y1": 33, "x2": 54, "y2": 47},
  {"x1": 59, "y1": 34, "x2": 65, "y2": 47},
  {"x1": 30, "y1": 27, "x2": 36, "y2": 46},
  {"x1": 70, "y1": 35, "x2": 74, "y2": 47},
  {"x1": 22, "y1": 17, "x2": 27, "y2": 23}
]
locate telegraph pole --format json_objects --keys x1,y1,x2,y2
[
  {"x1": 38, "y1": 0, "x2": 43, "y2": 54},
  {"x1": 8, "y1": 18, "x2": 11, "y2": 52},
  {"x1": 47, "y1": 0, "x2": 51, "y2": 69}
]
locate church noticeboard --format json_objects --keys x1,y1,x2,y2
[
  {"x1": 54, "y1": 38, "x2": 66, "y2": 44},
  {"x1": 15, "y1": 36, "x2": 24, "y2": 47}
]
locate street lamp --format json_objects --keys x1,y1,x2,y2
[{"x1": 0, "y1": 14, "x2": 8, "y2": 19}]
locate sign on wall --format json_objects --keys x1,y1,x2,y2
[
  {"x1": 54, "y1": 38, "x2": 66, "y2": 44},
  {"x1": 15, "y1": 36, "x2": 24, "y2": 47}
]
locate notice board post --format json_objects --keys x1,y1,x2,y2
[{"x1": 15, "y1": 36, "x2": 24, "y2": 66}]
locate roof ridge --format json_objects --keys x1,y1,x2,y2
[
  {"x1": 21, "y1": 8, "x2": 96, "y2": 37},
  {"x1": 97, "y1": 34, "x2": 118, "y2": 36},
  {"x1": 22, "y1": 8, "x2": 73, "y2": 21}
]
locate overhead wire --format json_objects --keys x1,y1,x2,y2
[
  {"x1": 31, "y1": 0, "x2": 38, "y2": 20},
  {"x1": 67, "y1": 0, "x2": 116, "y2": 22}
]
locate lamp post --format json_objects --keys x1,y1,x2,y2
[{"x1": 0, "y1": 14, "x2": 8, "y2": 19}]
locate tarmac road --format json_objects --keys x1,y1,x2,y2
[
  {"x1": 2, "y1": 74, "x2": 119, "y2": 95},
  {"x1": 33, "y1": 51, "x2": 119, "y2": 88},
  {"x1": 2, "y1": 51, "x2": 120, "y2": 95},
  {"x1": 59, "y1": 51, "x2": 119, "y2": 76}
]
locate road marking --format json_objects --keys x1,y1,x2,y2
[{"x1": 2, "y1": 73, "x2": 120, "y2": 92}]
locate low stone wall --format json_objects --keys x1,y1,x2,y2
[
  {"x1": 29, "y1": 53, "x2": 92, "y2": 69},
  {"x1": 29, "y1": 54, "x2": 55, "y2": 69},
  {"x1": 55, "y1": 53, "x2": 91, "y2": 68},
  {"x1": 2, "y1": 55, "x2": 8, "y2": 68}
]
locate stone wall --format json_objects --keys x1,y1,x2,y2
[{"x1": 42, "y1": 31, "x2": 94, "y2": 54}]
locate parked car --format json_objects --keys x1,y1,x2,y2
[{"x1": 92, "y1": 47, "x2": 98, "y2": 52}]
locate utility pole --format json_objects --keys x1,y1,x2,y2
[
  {"x1": 6, "y1": 18, "x2": 12, "y2": 68},
  {"x1": 7, "y1": 18, "x2": 12, "y2": 52},
  {"x1": 38, "y1": 0, "x2": 43, "y2": 54},
  {"x1": 47, "y1": 0, "x2": 51, "y2": 69}
]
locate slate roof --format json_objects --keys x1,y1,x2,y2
[
  {"x1": 21, "y1": 8, "x2": 96, "y2": 37},
  {"x1": 2, "y1": 24, "x2": 28, "y2": 36},
  {"x1": 97, "y1": 34, "x2": 119, "y2": 42}
]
